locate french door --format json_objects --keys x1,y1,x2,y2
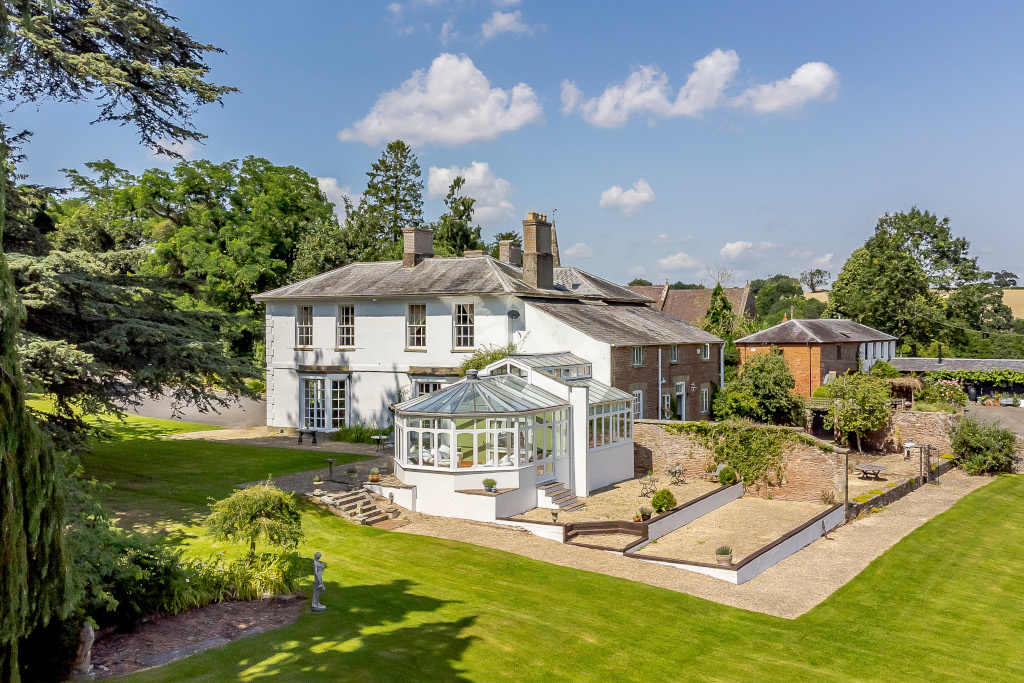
[{"x1": 300, "y1": 376, "x2": 347, "y2": 430}]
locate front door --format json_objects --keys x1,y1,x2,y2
[{"x1": 675, "y1": 382, "x2": 686, "y2": 421}]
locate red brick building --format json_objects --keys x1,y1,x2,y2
[{"x1": 735, "y1": 319, "x2": 897, "y2": 398}]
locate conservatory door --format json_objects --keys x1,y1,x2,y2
[{"x1": 534, "y1": 417, "x2": 556, "y2": 483}]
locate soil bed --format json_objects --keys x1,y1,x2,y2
[
  {"x1": 89, "y1": 595, "x2": 305, "y2": 679},
  {"x1": 635, "y1": 498, "x2": 830, "y2": 564},
  {"x1": 515, "y1": 476, "x2": 720, "y2": 523}
]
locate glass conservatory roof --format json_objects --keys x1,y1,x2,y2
[
  {"x1": 394, "y1": 370, "x2": 569, "y2": 415},
  {"x1": 566, "y1": 378, "x2": 633, "y2": 404}
]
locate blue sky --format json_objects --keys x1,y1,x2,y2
[{"x1": 10, "y1": 1, "x2": 1024, "y2": 286}]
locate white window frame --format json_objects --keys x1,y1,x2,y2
[
  {"x1": 587, "y1": 400, "x2": 633, "y2": 451},
  {"x1": 632, "y1": 346, "x2": 644, "y2": 367},
  {"x1": 701, "y1": 342, "x2": 711, "y2": 360},
  {"x1": 414, "y1": 380, "x2": 445, "y2": 397},
  {"x1": 670, "y1": 344, "x2": 678, "y2": 363},
  {"x1": 701, "y1": 386, "x2": 710, "y2": 414},
  {"x1": 407, "y1": 304, "x2": 427, "y2": 349},
  {"x1": 453, "y1": 303, "x2": 475, "y2": 349},
  {"x1": 300, "y1": 374, "x2": 348, "y2": 431},
  {"x1": 336, "y1": 305, "x2": 355, "y2": 348},
  {"x1": 296, "y1": 305, "x2": 313, "y2": 348},
  {"x1": 632, "y1": 390, "x2": 644, "y2": 419}
]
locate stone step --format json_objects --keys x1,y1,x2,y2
[{"x1": 360, "y1": 513, "x2": 390, "y2": 525}]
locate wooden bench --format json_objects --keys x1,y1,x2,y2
[{"x1": 854, "y1": 463, "x2": 885, "y2": 480}]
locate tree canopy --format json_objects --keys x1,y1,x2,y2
[
  {"x1": 800, "y1": 268, "x2": 830, "y2": 292},
  {"x1": 713, "y1": 349, "x2": 805, "y2": 425},
  {"x1": 822, "y1": 373, "x2": 892, "y2": 452},
  {"x1": 363, "y1": 140, "x2": 424, "y2": 243},
  {"x1": 205, "y1": 481, "x2": 304, "y2": 565}
]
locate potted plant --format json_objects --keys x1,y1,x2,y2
[
  {"x1": 368, "y1": 467, "x2": 380, "y2": 483},
  {"x1": 639, "y1": 506, "x2": 652, "y2": 521},
  {"x1": 715, "y1": 545, "x2": 733, "y2": 566},
  {"x1": 482, "y1": 477, "x2": 497, "y2": 492},
  {"x1": 312, "y1": 474, "x2": 323, "y2": 485},
  {"x1": 347, "y1": 466, "x2": 359, "y2": 484},
  {"x1": 633, "y1": 509, "x2": 642, "y2": 523}
]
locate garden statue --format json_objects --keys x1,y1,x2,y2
[{"x1": 311, "y1": 551, "x2": 327, "y2": 612}]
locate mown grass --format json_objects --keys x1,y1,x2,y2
[{"x1": 93, "y1": 416, "x2": 1024, "y2": 682}]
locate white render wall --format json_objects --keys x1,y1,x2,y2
[
  {"x1": 517, "y1": 303, "x2": 614, "y2": 384},
  {"x1": 585, "y1": 441, "x2": 635, "y2": 496},
  {"x1": 264, "y1": 294, "x2": 517, "y2": 427}
]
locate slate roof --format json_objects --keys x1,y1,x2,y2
[
  {"x1": 889, "y1": 358, "x2": 1024, "y2": 373},
  {"x1": 255, "y1": 256, "x2": 649, "y2": 303},
  {"x1": 735, "y1": 319, "x2": 897, "y2": 345},
  {"x1": 525, "y1": 299, "x2": 722, "y2": 346},
  {"x1": 626, "y1": 285, "x2": 755, "y2": 323}
]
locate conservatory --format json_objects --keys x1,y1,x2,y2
[{"x1": 383, "y1": 359, "x2": 636, "y2": 522}]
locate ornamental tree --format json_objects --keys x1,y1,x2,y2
[
  {"x1": 822, "y1": 373, "x2": 892, "y2": 452},
  {"x1": 714, "y1": 349, "x2": 805, "y2": 426},
  {"x1": 205, "y1": 481, "x2": 304, "y2": 565}
]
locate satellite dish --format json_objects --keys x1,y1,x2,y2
[{"x1": 507, "y1": 310, "x2": 521, "y2": 320}]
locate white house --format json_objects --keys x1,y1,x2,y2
[{"x1": 254, "y1": 212, "x2": 723, "y2": 521}]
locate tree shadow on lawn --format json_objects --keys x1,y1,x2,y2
[{"x1": 150, "y1": 579, "x2": 478, "y2": 681}]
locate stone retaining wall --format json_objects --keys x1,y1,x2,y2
[
  {"x1": 885, "y1": 411, "x2": 956, "y2": 455},
  {"x1": 633, "y1": 420, "x2": 845, "y2": 504}
]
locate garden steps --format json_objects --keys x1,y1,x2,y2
[
  {"x1": 539, "y1": 482, "x2": 585, "y2": 511},
  {"x1": 313, "y1": 489, "x2": 389, "y2": 525}
]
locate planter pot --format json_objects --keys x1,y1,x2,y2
[
  {"x1": 369, "y1": 474, "x2": 380, "y2": 483},
  {"x1": 484, "y1": 486, "x2": 496, "y2": 492},
  {"x1": 633, "y1": 516, "x2": 641, "y2": 523},
  {"x1": 641, "y1": 513, "x2": 651, "y2": 521},
  {"x1": 716, "y1": 554, "x2": 732, "y2": 566}
]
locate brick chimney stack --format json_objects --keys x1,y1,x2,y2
[
  {"x1": 402, "y1": 226, "x2": 434, "y2": 268},
  {"x1": 498, "y1": 240, "x2": 522, "y2": 266},
  {"x1": 522, "y1": 212, "x2": 553, "y2": 289}
]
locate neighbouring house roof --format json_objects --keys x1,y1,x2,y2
[
  {"x1": 566, "y1": 377, "x2": 634, "y2": 404},
  {"x1": 735, "y1": 318, "x2": 897, "y2": 345},
  {"x1": 626, "y1": 284, "x2": 755, "y2": 323},
  {"x1": 525, "y1": 299, "x2": 723, "y2": 346},
  {"x1": 889, "y1": 358, "x2": 1024, "y2": 373},
  {"x1": 393, "y1": 370, "x2": 568, "y2": 415},
  {"x1": 255, "y1": 256, "x2": 650, "y2": 303}
]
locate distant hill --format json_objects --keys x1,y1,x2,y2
[{"x1": 802, "y1": 289, "x2": 1024, "y2": 320}]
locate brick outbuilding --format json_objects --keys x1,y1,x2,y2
[{"x1": 735, "y1": 318, "x2": 897, "y2": 397}]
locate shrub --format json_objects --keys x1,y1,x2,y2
[
  {"x1": 460, "y1": 341, "x2": 518, "y2": 375},
  {"x1": 718, "y1": 466, "x2": 738, "y2": 485},
  {"x1": 811, "y1": 385, "x2": 831, "y2": 398},
  {"x1": 182, "y1": 553, "x2": 304, "y2": 604},
  {"x1": 820, "y1": 489, "x2": 836, "y2": 504},
  {"x1": 312, "y1": 474, "x2": 323, "y2": 483},
  {"x1": 482, "y1": 477, "x2": 497, "y2": 488},
  {"x1": 650, "y1": 488, "x2": 677, "y2": 513},
  {"x1": 869, "y1": 360, "x2": 902, "y2": 379},
  {"x1": 951, "y1": 417, "x2": 1017, "y2": 474},
  {"x1": 715, "y1": 545, "x2": 732, "y2": 556},
  {"x1": 347, "y1": 466, "x2": 358, "y2": 474},
  {"x1": 205, "y1": 480, "x2": 304, "y2": 564},
  {"x1": 919, "y1": 377, "x2": 968, "y2": 407},
  {"x1": 369, "y1": 467, "x2": 379, "y2": 475},
  {"x1": 852, "y1": 494, "x2": 871, "y2": 503},
  {"x1": 821, "y1": 373, "x2": 892, "y2": 452},
  {"x1": 332, "y1": 421, "x2": 392, "y2": 444},
  {"x1": 713, "y1": 350, "x2": 805, "y2": 425},
  {"x1": 638, "y1": 506, "x2": 653, "y2": 517},
  {"x1": 245, "y1": 377, "x2": 267, "y2": 394},
  {"x1": 869, "y1": 489, "x2": 883, "y2": 495}
]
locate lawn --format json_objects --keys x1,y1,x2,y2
[{"x1": 88, "y1": 416, "x2": 1024, "y2": 681}]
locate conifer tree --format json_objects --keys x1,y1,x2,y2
[{"x1": 363, "y1": 140, "x2": 424, "y2": 242}]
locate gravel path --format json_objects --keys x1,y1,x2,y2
[{"x1": 397, "y1": 470, "x2": 993, "y2": 618}]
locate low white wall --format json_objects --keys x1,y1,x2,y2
[
  {"x1": 495, "y1": 486, "x2": 537, "y2": 518},
  {"x1": 631, "y1": 557, "x2": 739, "y2": 584},
  {"x1": 645, "y1": 482, "x2": 743, "y2": 542},
  {"x1": 363, "y1": 483, "x2": 416, "y2": 511},
  {"x1": 734, "y1": 505, "x2": 844, "y2": 584},
  {"x1": 494, "y1": 520, "x2": 565, "y2": 542},
  {"x1": 585, "y1": 442, "x2": 637, "y2": 497}
]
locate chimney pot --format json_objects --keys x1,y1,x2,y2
[
  {"x1": 402, "y1": 226, "x2": 434, "y2": 268},
  {"x1": 522, "y1": 212, "x2": 554, "y2": 289},
  {"x1": 498, "y1": 240, "x2": 522, "y2": 266}
]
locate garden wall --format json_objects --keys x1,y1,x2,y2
[
  {"x1": 633, "y1": 420, "x2": 846, "y2": 504},
  {"x1": 884, "y1": 411, "x2": 956, "y2": 455}
]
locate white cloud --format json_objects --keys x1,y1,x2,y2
[
  {"x1": 812, "y1": 252, "x2": 834, "y2": 268},
  {"x1": 598, "y1": 178, "x2": 656, "y2": 217},
  {"x1": 563, "y1": 242, "x2": 596, "y2": 259},
  {"x1": 339, "y1": 53, "x2": 542, "y2": 146},
  {"x1": 147, "y1": 138, "x2": 198, "y2": 160},
  {"x1": 563, "y1": 49, "x2": 740, "y2": 128},
  {"x1": 440, "y1": 20, "x2": 457, "y2": 44},
  {"x1": 317, "y1": 177, "x2": 360, "y2": 215},
  {"x1": 657, "y1": 251, "x2": 701, "y2": 272},
  {"x1": 387, "y1": 2, "x2": 403, "y2": 18},
  {"x1": 560, "y1": 80, "x2": 583, "y2": 115},
  {"x1": 481, "y1": 10, "x2": 534, "y2": 40},
  {"x1": 732, "y1": 62, "x2": 839, "y2": 113},
  {"x1": 427, "y1": 161, "x2": 515, "y2": 228},
  {"x1": 493, "y1": 0, "x2": 520, "y2": 6},
  {"x1": 788, "y1": 249, "x2": 813, "y2": 260},
  {"x1": 720, "y1": 240, "x2": 777, "y2": 262},
  {"x1": 628, "y1": 265, "x2": 648, "y2": 277},
  {"x1": 650, "y1": 233, "x2": 695, "y2": 247}
]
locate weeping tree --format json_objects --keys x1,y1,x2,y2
[{"x1": 0, "y1": 1, "x2": 233, "y2": 676}]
